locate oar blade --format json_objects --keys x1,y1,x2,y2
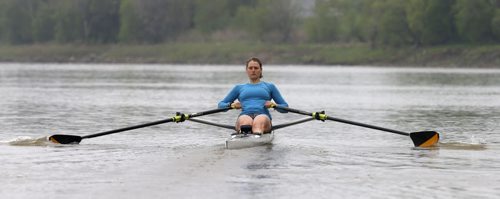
[
  {"x1": 410, "y1": 131, "x2": 439, "y2": 147},
  {"x1": 48, "y1": 134, "x2": 82, "y2": 144}
]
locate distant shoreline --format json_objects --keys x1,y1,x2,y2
[{"x1": 1, "y1": 42, "x2": 499, "y2": 67}]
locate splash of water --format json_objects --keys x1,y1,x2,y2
[{"x1": 3, "y1": 136, "x2": 54, "y2": 146}]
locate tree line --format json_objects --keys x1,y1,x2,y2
[
  {"x1": 1, "y1": 0, "x2": 499, "y2": 47},
  {"x1": 308, "y1": 0, "x2": 500, "y2": 47}
]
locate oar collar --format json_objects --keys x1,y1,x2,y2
[
  {"x1": 172, "y1": 112, "x2": 190, "y2": 123},
  {"x1": 312, "y1": 111, "x2": 327, "y2": 121}
]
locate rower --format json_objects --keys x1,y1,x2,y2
[{"x1": 218, "y1": 57, "x2": 288, "y2": 135}]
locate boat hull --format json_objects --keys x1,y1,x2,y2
[{"x1": 225, "y1": 132, "x2": 274, "y2": 149}]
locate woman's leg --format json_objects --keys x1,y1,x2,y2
[
  {"x1": 236, "y1": 115, "x2": 253, "y2": 133},
  {"x1": 252, "y1": 115, "x2": 272, "y2": 134}
]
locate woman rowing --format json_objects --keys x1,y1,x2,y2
[{"x1": 218, "y1": 57, "x2": 288, "y2": 135}]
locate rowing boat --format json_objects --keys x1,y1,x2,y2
[
  {"x1": 225, "y1": 132, "x2": 274, "y2": 149},
  {"x1": 192, "y1": 117, "x2": 313, "y2": 149}
]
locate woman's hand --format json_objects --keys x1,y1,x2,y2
[
  {"x1": 264, "y1": 101, "x2": 276, "y2": 108},
  {"x1": 230, "y1": 102, "x2": 241, "y2": 109}
]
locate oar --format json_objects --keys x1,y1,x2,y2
[
  {"x1": 48, "y1": 107, "x2": 232, "y2": 144},
  {"x1": 273, "y1": 105, "x2": 439, "y2": 147}
]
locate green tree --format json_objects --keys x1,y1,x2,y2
[
  {"x1": 80, "y1": 0, "x2": 121, "y2": 43},
  {"x1": 0, "y1": 1, "x2": 5, "y2": 42},
  {"x1": 406, "y1": 0, "x2": 455, "y2": 46},
  {"x1": 491, "y1": 9, "x2": 500, "y2": 41},
  {"x1": 304, "y1": 0, "x2": 341, "y2": 42},
  {"x1": 305, "y1": 0, "x2": 406, "y2": 44},
  {"x1": 118, "y1": 0, "x2": 143, "y2": 43},
  {"x1": 234, "y1": 0, "x2": 299, "y2": 42},
  {"x1": 134, "y1": 0, "x2": 194, "y2": 43},
  {"x1": 32, "y1": 1, "x2": 56, "y2": 43},
  {"x1": 54, "y1": 1, "x2": 84, "y2": 43},
  {"x1": 1, "y1": 0, "x2": 35, "y2": 44},
  {"x1": 193, "y1": 0, "x2": 258, "y2": 34},
  {"x1": 194, "y1": 0, "x2": 232, "y2": 33},
  {"x1": 454, "y1": 0, "x2": 495, "y2": 43},
  {"x1": 337, "y1": 0, "x2": 371, "y2": 42},
  {"x1": 369, "y1": 0, "x2": 412, "y2": 47}
]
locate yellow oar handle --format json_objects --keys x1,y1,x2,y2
[{"x1": 269, "y1": 103, "x2": 277, "y2": 109}]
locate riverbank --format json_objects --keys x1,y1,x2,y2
[{"x1": 1, "y1": 42, "x2": 499, "y2": 67}]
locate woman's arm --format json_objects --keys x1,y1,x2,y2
[
  {"x1": 218, "y1": 85, "x2": 240, "y2": 109},
  {"x1": 269, "y1": 83, "x2": 288, "y2": 113}
]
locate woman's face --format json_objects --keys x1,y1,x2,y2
[{"x1": 246, "y1": 61, "x2": 262, "y2": 80}]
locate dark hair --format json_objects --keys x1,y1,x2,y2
[{"x1": 246, "y1": 57, "x2": 263, "y2": 78}]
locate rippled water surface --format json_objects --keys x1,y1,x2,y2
[{"x1": 1, "y1": 63, "x2": 500, "y2": 198}]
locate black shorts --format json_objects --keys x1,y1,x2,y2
[
  {"x1": 237, "y1": 114, "x2": 272, "y2": 128},
  {"x1": 240, "y1": 113, "x2": 270, "y2": 120}
]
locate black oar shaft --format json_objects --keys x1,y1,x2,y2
[
  {"x1": 82, "y1": 118, "x2": 174, "y2": 139},
  {"x1": 188, "y1": 118, "x2": 235, "y2": 130},
  {"x1": 82, "y1": 107, "x2": 231, "y2": 139},
  {"x1": 275, "y1": 105, "x2": 409, "y2": 136},
  {"x1": 190, "y1": 108, "x2": 231, "y2": 117},
  {"x1": 272, "y1": 117, "x2": 314, "y2": 130},
  {"x1": 325, "y1": 116, "x2": 409, "y2": 136}
]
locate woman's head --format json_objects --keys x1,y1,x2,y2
[{"x1": 246, "y1": 57, "x2": 263, "y2": 80}]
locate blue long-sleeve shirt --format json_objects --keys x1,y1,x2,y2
[{"x1": 218, "y1": 82, "x2": 288, "y2": 120}]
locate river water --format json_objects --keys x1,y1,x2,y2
[{"x1": 1, "y1": 63, "x2": 499, "y2": 198}]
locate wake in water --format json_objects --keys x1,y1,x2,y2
[
  {"x1": 1, "y1": 136, "x2": 54, "y2": 146},
  {"x1": 438, "y1": 135, "x2": 487, "y2": 150}
]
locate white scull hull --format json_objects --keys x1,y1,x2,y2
[{"x1": 225, "y1": 132, "x2": 274, "y2": 149}]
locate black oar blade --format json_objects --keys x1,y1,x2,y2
[
  {"x1": 48, "y1": 134, "x2": 82, "y2": 144},
  {"x1": 410, "y1": 131, "x2": 439, "y2": 147}
]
